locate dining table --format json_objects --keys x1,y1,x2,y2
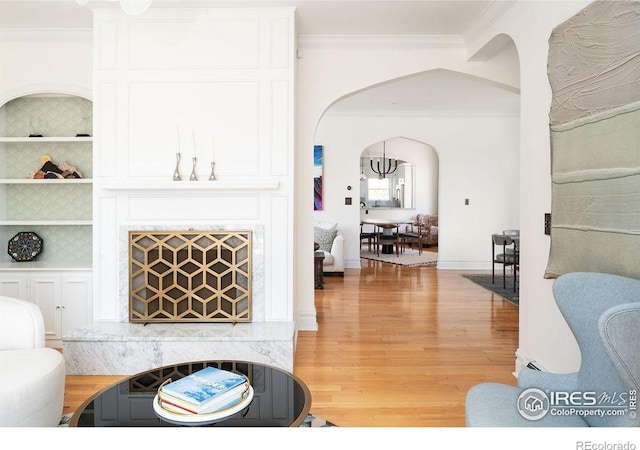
[{"x1": 361, "y1": 218, "x2": 413, "y2": 254}]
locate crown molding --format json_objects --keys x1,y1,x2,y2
[
  {"x1": 0, "y1": 28, "x2": 93, "y2": 43},
  {"x1": 298, "y1": 34, "x2": 464, "y2": 50},
  {"x1": 462, "y1": 0, "x2": 516, "y2": 48},
  {"x1": 325, "y1": 109, "x2": 519, "y2": 119}
]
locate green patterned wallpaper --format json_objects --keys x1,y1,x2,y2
[{"x1": 0, "y1": 95, "x2": 93, "y2": 264}]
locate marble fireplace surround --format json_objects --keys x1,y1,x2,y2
[{"x1": 63, "y1": 224, "x2": 296, "y2": 375}]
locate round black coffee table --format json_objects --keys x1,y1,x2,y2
[{"x1": 70, "y1": 360, "x2": 312, "y2": 427}]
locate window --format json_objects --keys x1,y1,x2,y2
[
  {"x1": 367, "y1": 178, "x2": 391, "y2": 201},
  {"x1": 360, "y1": 156, "x2": 414, "y2": 208}
]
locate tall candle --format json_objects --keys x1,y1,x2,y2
[
  {"x1": 212, "y1": 135, "x2": 215, "y2": 161},
  {"x1": 192, "y1": 129, "x2": 196, "y2": 158},
  {"x1": 176, "y1": 125, "x2": 181, "y2": 154}
]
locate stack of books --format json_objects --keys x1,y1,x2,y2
[{"x1": 158, "y1": 366, "x2": 250, "y2": 415}]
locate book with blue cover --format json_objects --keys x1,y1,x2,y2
[{"x1": 159, "y1": 366, "x2": 249, "y2": 414}]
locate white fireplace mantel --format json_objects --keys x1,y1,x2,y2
[{"x1": 99, "y1": 179, "x2": 280, "y2": 191}]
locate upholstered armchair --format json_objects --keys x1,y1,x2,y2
[
  {"x1": 465, "y1": 272, "x2": 640, "y2": 427},
  {"x1": 0, "y1": 296, "x2": 66, "y2": 427},
  {"x1": 314, "y1": 221, "x2": 344, "y2": 276},
  {"x1": 600, "y1": 301, "x2": 640, "y2": 396},
  {"x1": 405, "y1": 214, "x2": 438, "y2": 247}
]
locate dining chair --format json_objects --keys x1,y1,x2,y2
[
  {"x1": 492, "y1": 234, "x2": 517, "y2": 290},
  {"x1": 400, "y1": 222, "x2": 423, "y2": 255},
  {"x1": 502, "y1": 230, "x2": 519, "y2": 256},
  {"x1": 376, "y1": 224, "x2": 401, "y2": 256},
  {"x1": 360, "y1": 222, "x2": 377, "y2": 252}
]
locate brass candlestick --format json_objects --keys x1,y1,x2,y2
[
  {"x1": 190, "y1": 157, "x2": 198, "y2": 181},
  {"x1": 209, "y1": 161, "x2": 216, "y2": 181},
  {"x1": 173, "y1": 153, "x2": 182, "y2": 181}
]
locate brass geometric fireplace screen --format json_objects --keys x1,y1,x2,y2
[{"x1": 129, "y1": 230, "x2": 252, "y2": 323}]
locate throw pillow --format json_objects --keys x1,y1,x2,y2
[
  {"x1": 313, "y1": 221, "x2": 337, "y2": 231},
  {"x1": 314, "y1": 227, "x2": 337, "y2": 253}
]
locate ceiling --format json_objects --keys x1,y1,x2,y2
[
  {"x1": 0, "y1": 1, "x2": 519, "y2": 115},
  {"x1": 0, "y1": 1, "x2": 491, "y2": 34}
]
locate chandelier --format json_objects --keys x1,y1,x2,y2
[
  {"x1": 370, "y1": 141, "x2": 397, "y2": 179},
  {"x1": 76, "y1": 0, "x2": 153, "y2": 16}
]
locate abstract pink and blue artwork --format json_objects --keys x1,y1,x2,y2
[{"x1": 314, "y1": 145, "x2": 323, "y2": 210}]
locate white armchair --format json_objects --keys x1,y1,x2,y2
[
  {"x1": 314, "y1": 221, "x2": 345, "y2": 276},
  {"x1": 0, "y1": 296, "x2": 66, "y2": 427}
]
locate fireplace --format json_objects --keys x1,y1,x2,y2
[
  {"x1": 62, "y1": 222, "x2": 296, "y2": 375},
  {"x1": 129, "y1": 230, "x2": 252, "y2": 323},
  {"x1": 62, "y1": 7, "x2": 297, "y2": 375}
]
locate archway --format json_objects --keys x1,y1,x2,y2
[{"x1": 313, "y1": 67, "x2": 518, "y2": 273}]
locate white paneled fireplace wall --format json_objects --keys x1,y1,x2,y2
[{"x1": 63, "y1": 7, "x2": 296, "y2": 375}]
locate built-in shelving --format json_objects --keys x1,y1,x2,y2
[
  {"x1": 0, "y1": 220, "x2": 92, "y2": 226},
  {"x1": 0, "y1": 261, "x2": 92, "y2": 271},
  {"x1": 0, "y1": 178, "x2": 92, "y2": 184},
  {"x1": 0, "y1": 94, "x2": 93, "y2": 266}
]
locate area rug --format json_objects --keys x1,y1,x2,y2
[
  {"x1": 360, "y1": 249, "x2": 438, "y2": 267},
  {"x1": 59, "y1": 412, "x2": 335, "y2": 427},
  {"x1": 461, "y1": 274, "x2": 519, "y2": 306}
]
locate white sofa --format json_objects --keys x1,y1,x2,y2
[
  {"x1": 0, "y1": 296, "x2": 65, "y2": 427},
  {"x1": 314, "y1": 221, "x2": 345, "y2": 276}
]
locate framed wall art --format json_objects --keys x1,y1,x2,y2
[{"x1": 314, "y1": 144, "x2": 323, "y2": 210}]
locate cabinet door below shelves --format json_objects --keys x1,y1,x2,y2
[
  {"x1": 0, "y1": 271, "x2": 91, "y2": 346},
  {"x1": 61, "y1": 273, "x2": 91, "y2": 338},
  {"x1": 0, "y1": 273, "x2": 28, "y2": 299},
  {"x1": 30, "y1": 275, "x2": 62, "y2": 342}
]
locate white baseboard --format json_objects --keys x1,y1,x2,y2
[
  {"x1": 297, "y1": 308, "x2": 319, "y2": 331},
  {"x1": 436, "y1": 260, "x2": 491, "y2": 270},
  {"x1": 345, "y1": 258, "x2": 361, "y2": 269},
  {"x1": 514, "y1": 348, "x2": 547, "y2": 377}
]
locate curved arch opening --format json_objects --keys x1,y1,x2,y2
[
  {"x1": 320, "y1": 67, "x2": 519, "y2": 122},
  {"x1": 359, "y1": 137, "x2": 438, "y2": 213},
  {"x1": 312, "y1": 50, "x2": 520, "y2": 278},
  {"x1": 0, "y1": 84, "x2": 92, "y2": 109}
]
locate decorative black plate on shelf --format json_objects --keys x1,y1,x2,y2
[{"x1": 8, "y1": 232, "x2": 43, "y2": 262}]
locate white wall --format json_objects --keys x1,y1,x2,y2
[
  {"x1": 464, "y1": 0, "x2": 593, "y2": 373},
  {"x1": 315, "y1": 114, "x2": 519, "y2": 269},
  {"x1": 295, "y1": 1, "x2": 596, "y2": 374},
  {"x1": 0, "y1": 30, "x2": 92, "y2": 104}
]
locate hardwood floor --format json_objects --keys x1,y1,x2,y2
[{"x1": 63, "y1": 255, "x2": 519, "y2": 427}]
